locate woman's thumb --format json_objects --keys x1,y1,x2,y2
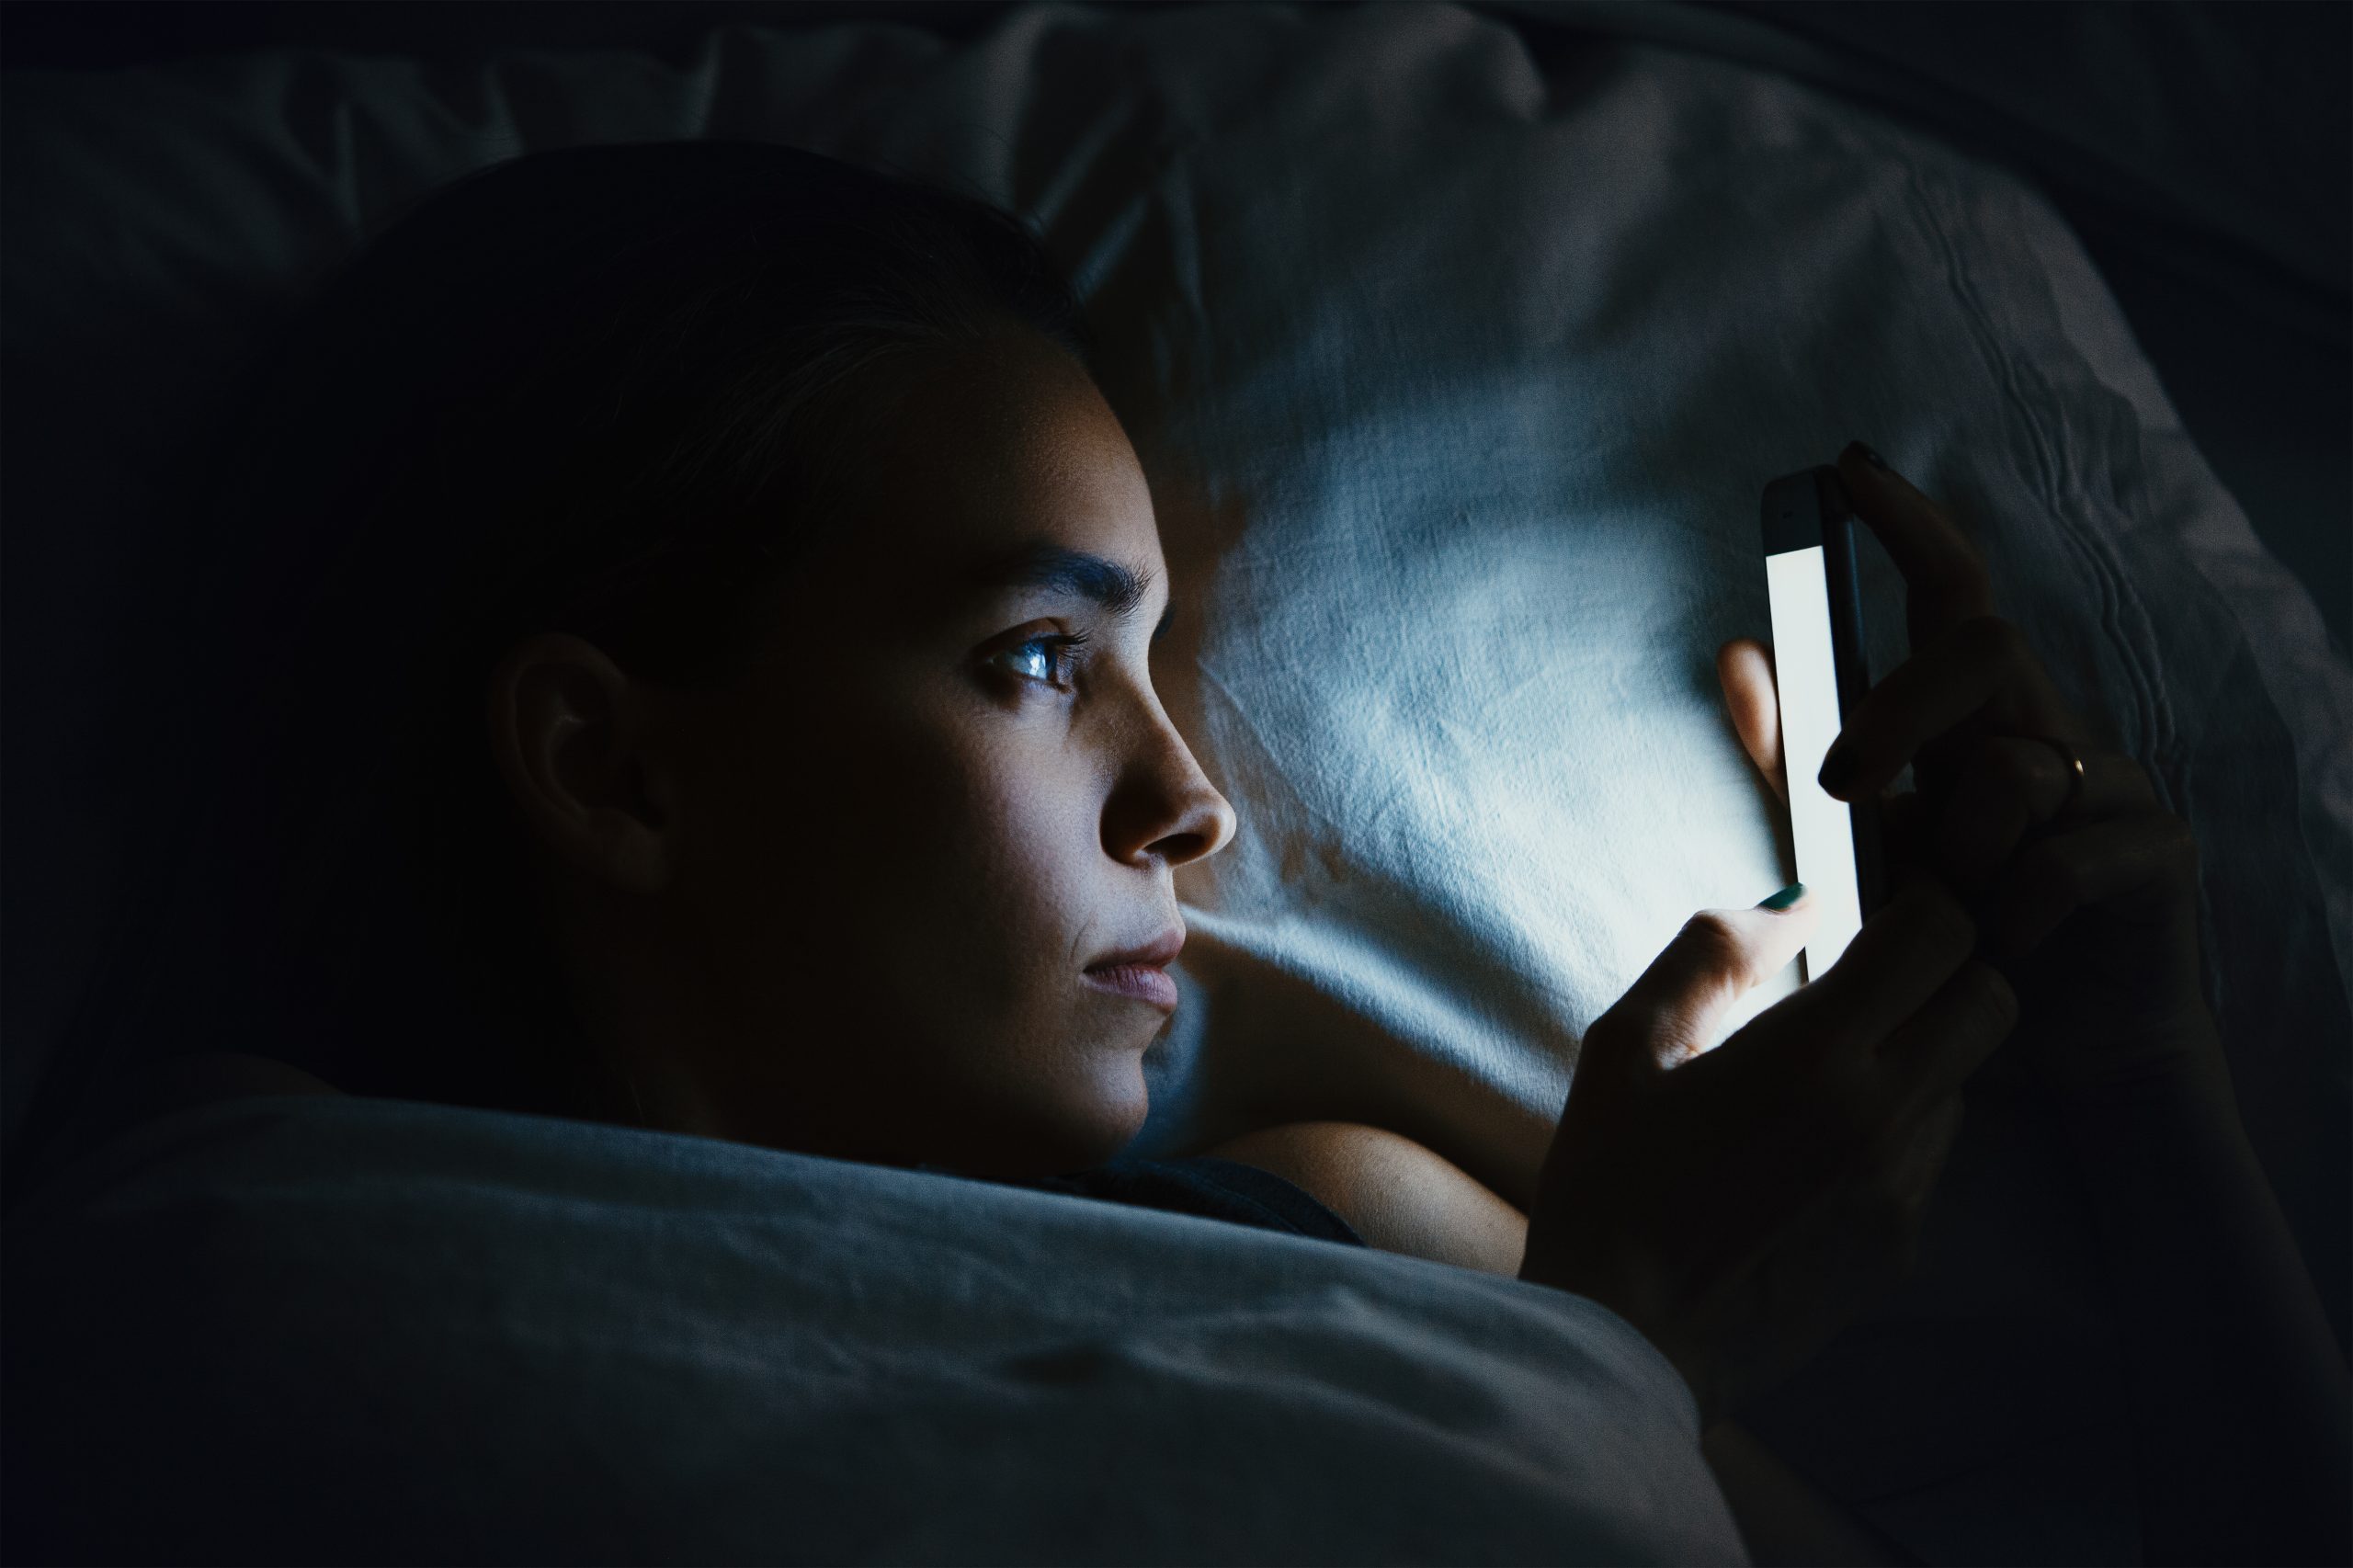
[{"x1": 1591, "y1": 885, "x2": 1820, "y2": 1074}]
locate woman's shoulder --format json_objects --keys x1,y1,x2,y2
[
  {"x1": 30, "y1": 1051, "x2": 346, "y2": 1179},
  {"x1": 1192, "y1": 1120, "x2": 1530, "y2": 1278},
  {"x1": 145, "y1": 1051, "x2": 347, "y2": 1098}
]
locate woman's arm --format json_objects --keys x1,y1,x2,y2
[
  {"x1": 1198, "y1": 1119, "x2": 1920, "y2": 1565},
  {"x1": 1195, "y1": 1120, "x2": 1529, "y2": 1274},
  {"x1": 2059, "y1": 1044, "x2": 2352, "y2": 1566}
]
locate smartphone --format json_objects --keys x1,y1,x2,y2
[{"x1": 1761, "y1": 466, "x2": 1888, "y2": 983}]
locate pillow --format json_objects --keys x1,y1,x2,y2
[{"x1": 5, "y1": 0, "x2": 2343, "y2": 1330}]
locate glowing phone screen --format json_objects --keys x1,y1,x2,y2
[{"x1": 1765, "y1": 545, "x2": 1864, "y2": 983}]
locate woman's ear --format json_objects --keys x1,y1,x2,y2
[
  {"x1": 1715, "y1": 637, "x2": 1785, "y2": 804},
  {"x1": 484, "y1": 632, "x2": 676, "y2": 894}
]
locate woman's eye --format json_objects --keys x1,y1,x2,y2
[{"x1": 1000, "y1": 633, "x2": 1089, "y2": 691}]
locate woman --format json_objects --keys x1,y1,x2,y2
[{"x1": 27, "y1": 142, "x2": 2347, "y2": 1564}]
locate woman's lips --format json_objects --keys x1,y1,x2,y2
[{"x1": 1082, "y1": 962, "x2": 1179, "y2": 1011}]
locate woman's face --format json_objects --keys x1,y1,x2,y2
[{"x1": 495, "y1": 324, "x2": 1235, "y2": 1180}]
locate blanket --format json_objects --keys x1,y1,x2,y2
[{"x1": 1, "y1": 1092, "x2": 1739, "y2": 1564}]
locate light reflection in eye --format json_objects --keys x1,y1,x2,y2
[{"x1": 1001, "y1": 631, "x2": 1091, "y2": 690}]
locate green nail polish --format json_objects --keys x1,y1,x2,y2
[{"x1": 1758, "y1": 882, "x2": 1806, "y2": 911}]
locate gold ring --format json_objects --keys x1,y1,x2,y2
[{"x1": 2027, "y1": 735, "x2": 2088, "y2": 818}]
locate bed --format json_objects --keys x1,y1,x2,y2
[{"x1": 4, "y1": 3, "x2": 2346, "y2": 1562}]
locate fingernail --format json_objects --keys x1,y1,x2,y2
[
  {"x1": 1818, "y1": 744, "x2": 1859, "y2": 795},
  {"x1": 1835, "y1": 435, "x2": 1892, "y2": 472},
  {"x1": 1757, "y1": 882, "x2": 1806, "y2": 911}
]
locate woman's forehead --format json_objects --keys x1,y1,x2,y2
[{"x1": 832, "y1": 330, "x2": 1164, "y2": 595}]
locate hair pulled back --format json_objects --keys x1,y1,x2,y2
[{"x1": 46, "y1": 141, "x2": 1090, "y2": 1150}]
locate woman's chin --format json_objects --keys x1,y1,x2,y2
[
  {"x1": 1051, "y1": 1054, "x2": 1152, "y2": 1172},
  {"x1": 1108, "y1": 1068, "x2": 1152, "y2": 1153}
]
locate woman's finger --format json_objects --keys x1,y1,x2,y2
[
  {"x1": 1835, "y1": 443, "x2": 1996, "y2": 647},
  {"x1": 1817, "y1": 615, "x2": 2078, "y2": 801},
  {"x1": 1934, "y1": 743, "x2": 2157, "y2": 893},
  {"x1": 1883, "y1": 1093, "x2": 1965, "y2": 1232},
  {"x1": 1870, "y1": 952, "x2": 2018, "y2": 1122},
  {"x1": 1716, "y1": 638, "x2": 1785, "y2": 803},
  {"x1": 1782, "y1": 876, "x2": 1982, "y2": 1062},
  {"x1": 1590, "y1": 896, "x2": 1824, "y2": 1077},
  {"x1": 1767, "y1": 1090, "x2": 1965, "y2": 1320},
  {"x1": 1839, "y1": 1091, "x2": 1966, "y2": 1279},
  {"x1": 1991, "y1": 811, "x2": 2202, "y2": 958}
]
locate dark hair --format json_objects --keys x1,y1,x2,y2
[{"x1": 40, "y1": 142, "x2": 1092, "y2": 1150}]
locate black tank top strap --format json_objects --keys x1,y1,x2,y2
[{"x1": 925, "y1": 1155, "x2": 1367, "y2": 1247}]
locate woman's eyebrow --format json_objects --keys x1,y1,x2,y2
[{"x1": 960, "y1": 540, "x2": 1175, "y2": 644}]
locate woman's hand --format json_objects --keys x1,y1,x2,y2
[
  {"x1": 1520, "y1": 876, "x2": 2014, "y2": 1428},
  {"x1": 1718, "y1": 442, "x2": 2220, "y2": 1102}
]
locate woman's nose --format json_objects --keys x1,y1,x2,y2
[{"x1": 1107, "y1": 712, "x2": 1237, "y2": 869}]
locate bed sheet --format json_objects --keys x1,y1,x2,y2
[{"x1": 2, "y1": 6, "x2": 2347, "y2": 1560}]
